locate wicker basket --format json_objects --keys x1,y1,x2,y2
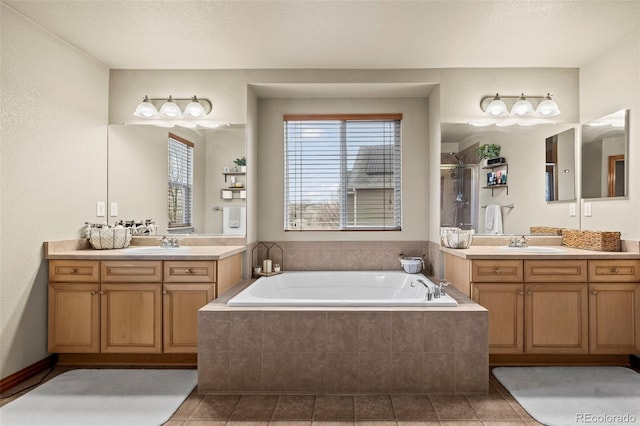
[
  {"x1": 89, "y1": 227, "x2": 132, "y2": 249},
  {"x1": 562, "y1": 229, "x2": 621, "y2": 252},
  {"x1": 530, "y1": 226, "x2": 564, "y2": 235}
]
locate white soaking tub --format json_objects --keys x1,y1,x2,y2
[{"x1": 227, "y1": 270, "x2": 458, "y2": 307}]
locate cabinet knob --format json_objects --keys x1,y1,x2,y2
[
  {"x1": 526, "y1": 290, "x2": 533, "y2": 296},
  {"x1": 163, "y1": 290, "x2": 168, "y2": 295},
  {"x1": 517, "y1": 291, "x2": 525, "y2": 296},
  {"x1": 70, "y1": 268, "x2": 77, "y2": 273},
  {"x1": 610, "y1": 268, "x2": 620, "y2": 273},
  {"x1": 185, "y1": 269, "x2": 193, "y2": 274},
  {"x1": 90, "y1": 291, "x2": 96, "y2": 295},
  {"x1": 494, "y1": 268, "x2": 501, "y2": 274},
  {"x1": 591, "y1": 291, "x2": 598, "y2": 295}
]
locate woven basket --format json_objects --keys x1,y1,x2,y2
[
  {"x1": 530, "y1": 226, "x2": 564, "y2": 235},
  {"x1": 89, "y1": 227, "x2": 132, "y2": 250},
  {"x1": 562, "y1": 229, "x2": 621, "y2": 252}
]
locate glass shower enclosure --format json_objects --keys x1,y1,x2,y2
[{"x1": 440, "y1": 163, "x2": 478, "y2": 231}]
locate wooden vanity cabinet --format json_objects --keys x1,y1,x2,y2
[
  {"x1": 472, "y1": 283, "x2": 524, "y2": 353},
  {"x1": 100, "y1": 261, "x2": 163, "y2": 353},
  {"x1": 48, "y1": 260, "x2": 101, "y2": 353},
  {"x1": 163, "y1": 261, "x2": 216, "y2": 353},
  {"x1": 588, "y1": 260, "x2": 640, "y2": 354},
  {"x1": 524, "y1": 260, "x2": 589, "y2": 354}
]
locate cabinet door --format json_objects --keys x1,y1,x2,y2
[
  {"x1": 525, "y1": 283, "x2": 588, "y2": 354},
  {"x1": 472, "y1": 283, "x2": 524, "y2": 354},
  {"x1": 163, "y1": 283, "x2": 215, "y2": 353},
  {"x1": 48, "y1": 283, "x2": 100, "y2": 353},
  {"x1": 589, "y1": 283, "x2": 640, "y2": 354},
  {"x1": 101, "y1": 283, "x2": 162, "y2": 353}
]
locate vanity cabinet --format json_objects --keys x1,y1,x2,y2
[
  {"x1": 588, "y1": 260, "x2": 640, "y2": 354},
  {"x1": 163, "y1": 261, "x2": 216, "y2": 353},
  {"x1": 48, "y1": 254, "x2": 242, "y2": 357},
  {"x1": 472, "y1": 283, "x2": 524, "y2": 353}
]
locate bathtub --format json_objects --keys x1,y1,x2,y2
[{"x1": 227, "y1": 270, "x2": 458, "y2": 307}]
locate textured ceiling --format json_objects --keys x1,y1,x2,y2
[{"x1": 2, "y1": 0, "x2": 639, "y2": 69}]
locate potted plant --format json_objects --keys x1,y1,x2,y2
[
  {"x1": 476, "y1": 144, "x2": 501, "y2": 166},
  {"x1": 233, "y1": 157, "x2": 246, "y2": 172}
]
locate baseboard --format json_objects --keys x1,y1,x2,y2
[
  {"x1": 57, "y1": 353, "x2": 197, "y2": 366},
  {"x1": 490, "y1": 354, "x2": 630, "y2": 366},
  {"x1": 0, "y1": 354, "x2": 57, "y2": 394}
]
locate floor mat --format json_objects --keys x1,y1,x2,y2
[
  {"x1": 0, "y1": 369, "x2": 197, "y2": 426},
  {"x1": 493, "y1": 366, "x2": 640, "y2": 426}
]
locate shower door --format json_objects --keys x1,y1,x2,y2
[{"x1": 440, "y1": 164, "x2": 478, "y2": 231}]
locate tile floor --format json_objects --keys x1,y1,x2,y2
[{"x1": 1, "y1": 366, "x2": 541, "y2": 425}]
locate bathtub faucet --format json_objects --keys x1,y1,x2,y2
[{"x1": 411, "y1": 278, "x2": 436, "y2": 301}]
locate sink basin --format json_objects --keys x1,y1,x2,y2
[
  {"x1": 498, "y1": 246, "x2": 565, "y2": 253},
  {"x1": 123, "y1": 246, "x2": 191, "y2": 255}
]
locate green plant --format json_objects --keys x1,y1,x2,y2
[
  {"x1": 476, "y1": 144, "x2": 501, "y2": 159},
  {"x1": 233, "y1": 157, "x2": 246, "y2": 166}
]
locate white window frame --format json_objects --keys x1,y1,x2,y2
[{"x1": 167, "y1": 133, "x2": 193, "y2": 228}]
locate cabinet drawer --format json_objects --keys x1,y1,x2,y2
[
  {"x1": 164, "y1": 261, "x2": 215, "y2": 283},
  {"x1": 589, "y1": 260, "x2": 640, "y2": 282},
  {"x1": 472, "y1": 260, "x2": 523, "y2": 282},
  {"x1": 101, "y1": 261, "x2": 162, "y2": 282},
  {"x1": 49, "y1": 260, "x2": 100, "y2": 282},
  {"x1": 524, "y1": 260, "x2": 587, "y2": 282}
]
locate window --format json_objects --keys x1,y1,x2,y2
[
  {"x1": 284, "y1": 114, "x2": 402, "y2": 231},
  {"x1": 167, "y1": 133, "x2": 193, "y2": 228}
]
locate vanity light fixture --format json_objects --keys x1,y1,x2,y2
[
  {"x1": 133, "y1": 95, "x2": 213, "y2": 120},
  {"x1": 480, "y1": 93, "x2": 561, "y2": 118}
]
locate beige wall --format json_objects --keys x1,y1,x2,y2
[
  {"x1": 1, "y1": 7, "x2": 109, "y2": 378},
  {"x1": 256, "y1": 97, "x2": 430, "y2": 242},
  {"x1": 580, "y1": 30, "x2": 640, "y2": 239}
]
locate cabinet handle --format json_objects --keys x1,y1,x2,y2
[
  {"x1": 494, "y1": 268, "x2": 501, "y2": 274},
  {"x1": 70, "y1": 268, "x2": 77, "y2": 273},
  {"x1": 517, "y1": 291, "x2": 525, "y2": 296},
  {"x1": 591, "y1": 291, "x2": 598, "y2": 295},
  {"x1": 90, "y1": 291, "x2": 96, "y2": 295},
  {"x1": 99, "y1": 291, "x2": 104, "y2": 295},
  {"x1": 163, "y1": 290, "x2": 168, "y2": 295},
  {"x1": 610, "y1": 268, "x2": 620, "y2": 273},
  {"x1": 185, "y1": 269, "x2": 193, "y2": 274},
  {"x1": 526, "y1": 290, "x2": 533, "y2": 296}
]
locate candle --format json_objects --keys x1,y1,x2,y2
[{"x1": 263, "y1": 259, "x2": 272, "y2": 273}]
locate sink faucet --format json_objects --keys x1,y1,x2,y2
[
  {"x1": 411, "y1": 278, "x2": 437, "y2": 301},
  {"x1": 509, "y1": 235, "x2": 529, "y2": 248},
  {"x1": 160, "y1": 236, "x2": 180, "y2": 248}
]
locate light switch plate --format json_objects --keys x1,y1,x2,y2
[
  {"x1": 584, "y1": 202, "x2": 592, "y2": 217},
  {"x1": 569, "y1": 203, "x2": 576, "y2": 217},
  {"x1": 96, "y1": 201, "x2": 106, "y2": 217},
  {"x1": 110, "y1": 202, "x2": 118, "y2": 217}
]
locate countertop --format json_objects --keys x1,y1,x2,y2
[
  {"x1": 440, "y1": 245, "x2": 640, "y2": 260},
  {"x1": 44, "y1": 239, "x2": 246, "y2": 260}
]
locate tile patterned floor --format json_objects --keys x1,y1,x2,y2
[{"x1": 1, "y1": 366, "x2": 542, "y2": 425}]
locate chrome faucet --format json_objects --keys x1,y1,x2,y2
[
  {"x1": 411, "y1": 278, "x2": 436, "y2": 301},
  {"x1": 508, "y1": 235, "x2": 529, "y2": 248},
  {"x1": 160, "y1": 236, "x2": 180, "y2": 248}
]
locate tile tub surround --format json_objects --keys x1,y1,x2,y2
[
  {"x1": 246, "y1": 240, "x2": 434, "y2": 278},
  {"x1": 198, "y1": 281, "x2": 488, "y2": 395}
]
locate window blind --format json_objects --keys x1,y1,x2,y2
[
  {"x1": 167, "y1": 133, "x2": 193, "y2": 228},
  {"x1": 284, "y1": 114, "x2": 402, "y2": 231}
]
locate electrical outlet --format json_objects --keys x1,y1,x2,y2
[
  {"x1": 110, "y1": 202, "x2": 118, "y2": 217},
  {"x1": 96, "y1": 201, "x2": 106, "y2": 217},
  {"x1": 584, "y1": 202, "x2": 592, "y2": 217},
  {"x1": 569, "y1": 203, "x2": 576, "y2": 217}
]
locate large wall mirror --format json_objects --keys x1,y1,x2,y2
[
  {"x1": 441, "y1": 123, "x2": 579, "y2": 235},
  {"x1": 107, "y1": 124, "x2": 246, "y2": 236},
  {"x1": 581, "y1": 109, "x2": 629, "y2": 199}
]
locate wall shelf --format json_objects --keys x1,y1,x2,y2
[
  {"x1": 482, "y1": 162, "x2": 508, "y2": 195},
  {"x1": 222, "y1": 172, "x2": 245, "y2": 183}
]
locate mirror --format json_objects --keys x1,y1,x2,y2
[
  {"x1": 441, "y1": 123, "x2": 579, "y2": 235},
  {"x1": 581, "y1": 109, "x2": 629, "y2": 199},
  {"x1": 545, "y1": 128, "x2": 576, "y2": 202},
  {"x1": 107, "y1": 124, "x2": 246, "y2": 235}
]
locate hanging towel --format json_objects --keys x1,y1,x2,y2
[
  {"x1": 485, "y1": 204, "x2": 503, "y2": 234},
  {"x1": 228, "y1": 207, "x2": 241, "y2": 228}
]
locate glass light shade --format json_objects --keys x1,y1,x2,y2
[
  {"x1": 511, "y1": 97, "x2": 534, "y2": 116},
  {"x1": 485, "y1": 99, "x2": 508, "y2": 117},
  {"x1": 159, "y1": 97, "x2": 183, "y2": 119},
  {"x1": 183, "y1": 98, "x2": 207, "y2": 118},
  {"x1": 133, "y1": 96, "x2": 159, "y2": 119},
  {"x1": 535, "y1": 97, "x2": 561, "y2": 117}
]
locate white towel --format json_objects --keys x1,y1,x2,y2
[
  {"x1": 485, "y1": 204, "x2": 503, "y2": 234},
  {"x1": 228, "y1": 207, "x2": 241, "y2": 228}
]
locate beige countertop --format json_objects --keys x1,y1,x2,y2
[
  {"x1": 44, "y1": 239, "x2": 246, "y2": 260},
  {"x1": 440, "y1": 245, "x2": 640, "y2": 260}
]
